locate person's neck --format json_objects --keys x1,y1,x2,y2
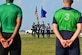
[{"x1": 64, "y1": 4, "x2": 71, "y2": 8}]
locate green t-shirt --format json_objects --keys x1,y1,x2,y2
[
  {"x1": 54, "y1": 8, "x2": 81, "y2": 32},
  {"x1": 0, "y1": 2, "x2": 22, "y2": 33}
]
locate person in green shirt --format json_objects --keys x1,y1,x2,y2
[
  {"x1": 52, "y1": 0, "x2": 82, "y2": 55},
  {"x1": 0, "y1": 0, "x2": 22, "y2": 55}
]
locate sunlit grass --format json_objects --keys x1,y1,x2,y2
[
  {"x1": 20, "y1": 33, "x2": 82, "y2": 55},
  {"x1": 21, "y1": 34, "x2": 55, "y2": 55}
]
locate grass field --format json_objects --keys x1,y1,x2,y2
[{"x1": 21, "y1": 33, "x2": 82, "y2": 55}]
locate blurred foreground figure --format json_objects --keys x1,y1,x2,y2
[
  {"x1": 0, "y1": 0, "x2": 22, "y2": 55},
  {"x1": 52, "y1": 0, "x2": 82, "y2": 55}
]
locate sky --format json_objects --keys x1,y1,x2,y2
[{"x1": 0, "y1": 0, "x2": 82, "y2": 30}]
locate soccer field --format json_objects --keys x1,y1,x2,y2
[{"x1": 21, "y1": 34, "x2": 82, "y2": 55}]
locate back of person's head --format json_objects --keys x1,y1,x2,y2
[
  {"x1": 6, "y1": 0, "x2": 13, "y2": 2},
  {"x1": 63, "y1": 0, "x2": 73, "y2": 4}
]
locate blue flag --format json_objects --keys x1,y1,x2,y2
[{"x1": 41, "y1": 7, "x2": 47, "y2": 18}]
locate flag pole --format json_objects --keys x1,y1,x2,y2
[{"x1": 34, "y1": 6, "x2": 39, "y2": 24}]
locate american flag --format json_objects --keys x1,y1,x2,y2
[{"x1": 34, "y1": 6, "x2": 39, "y2": 21}]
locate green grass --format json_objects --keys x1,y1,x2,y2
[
  {"x1": 80, "y1": 37, "x2": 82, "y2": 55},
  {"x1": 21, "y1": 34, "x2": 82, "y2": 55}
]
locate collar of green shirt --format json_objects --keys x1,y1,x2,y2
[{"x1": 6, "y1": 2, "x2": 13, "y2": 5}]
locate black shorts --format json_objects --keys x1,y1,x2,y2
[
  {"x1": 0, "y1": 32, "x2": 21, "y2": 55},
  {"x1": 56, "y1": 30, "x2": 80, "y2": 55}
]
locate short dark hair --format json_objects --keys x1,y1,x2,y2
[
  {"x1": 6, "y1": 0, "x2": 13, "y2": 2},
  {"x1": 63, "y1": 0, "x2": 73, "y2": 3}
]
